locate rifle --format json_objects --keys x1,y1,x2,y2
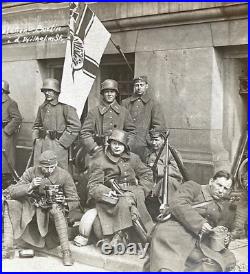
[
  {"x1": 231, "y1": 125, "x2": 248, "y2": 187},
  {"x1": 109, "y1": 179, "x2": 149, "y2": 243},
  {"x1": 26, "y1": 139, "x2": 36, "y2": 170},
  {"x1": 2, "y1": 149, "x2": 20, "y2": 183}
]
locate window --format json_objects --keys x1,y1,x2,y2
[{"x1": 100, "y1": 53, "x2": 135, "y2": 103}]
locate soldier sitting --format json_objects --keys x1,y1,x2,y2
[
  {"x1": 2, "y1": 150, "x2": 80, "y2": 266},
  {"x1": 86, "y1": 129, "x2": 154, "y2": 251},
  {"x1": 149, "y1": 170, "x2": 236, "y2": 272},
  {"x1": 145, "y1": 128, "x2": 183, "y2": 221}
]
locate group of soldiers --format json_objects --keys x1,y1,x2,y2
[{"x1": 2, "y1": 76, "x2": 247, "y2": 271}]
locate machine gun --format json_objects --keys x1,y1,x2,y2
[
  {"x1": 109, "y1": 179, "x2": 149, "y2": 243},
  {"x1": 30, "y1": 184, "x2": 79, "y2": 210}
]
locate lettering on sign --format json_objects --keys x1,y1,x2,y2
[{"x1": 3, "y1": 25, "x2": 67, "y2": 44}]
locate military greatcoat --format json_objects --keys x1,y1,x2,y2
[
  {"x1": 146, "y1": 146, "x2": 183, "y2": 201},
  {"x1": 6, "y1": 166, "x2": 79, "y2": 249},
  {"x1": 150, "y1": 180, "x2": 235, "y2": 272},
  {"x1": 87, "y1": 149, "x2": 154, "y2": 236},
  {"x1": 32, "y1": 99, "x2": 81, "y2": 170},
  {"x1": 122, "y1": 92, "x2": 164, "y2": 162},
  {"x1": 2, "y1": 93, "x2": 22, "y2": 173},
  {"x1": 80, "y1": 100, "x2": 136, "y2": 153}
]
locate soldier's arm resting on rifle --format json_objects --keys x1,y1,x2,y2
[
  {"x1": 169, "y1": 181, "x2": 208, "y2": 236},
  {"x1": 80, "y1": 109, "x2": 100, "y2": 154},
  {"x1": 4, "y1": 100, "x2": 22, "y2": 136},
  {"x1": 87, "y1": 160, "x2": 113, "y2": 202},
  {"x1": 57, "y1": 105, "x2": 81, "y2": 149},
  {"x1": 8, "y1": 168, "x2": 38, "y2": 199},
  {"x1": 132, "y1": 154, "x2": 154, "y2": 197}
]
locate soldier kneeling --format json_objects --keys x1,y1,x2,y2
[
  {"x1": 83, "y1": 129, "x2": 154, "y2": 252},
  {"x1": 2, "y1": 150, "x2": 80, "y2": 266}
]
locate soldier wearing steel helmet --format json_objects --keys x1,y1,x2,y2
[
  {"x1": 80, "y1": 79, "x2": 136, "y2": 157},
  {"x1": 32, "y1": 78, "x2": 81, "y2": 170},
  {"x1": 86, "y1": 129, "x2": 154, "y2": 250},
  {"x1": 2, "y1": 80, "x2": 22, "y2": 188}
]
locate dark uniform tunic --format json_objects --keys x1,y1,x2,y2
[
  {"x1": 2, "y1": 93, "x2": 22, "y2": 174},
  {"x1": 150, "y1": 180, "x2": 235, "y2": 272},
  {"x1": 80, "y1": 100, "x2": 136, "y2": 153},
  {"x1": 32, "y1": 99, "x2": 81, "y2": 170},
  {"x1": 87, "y1": 149, "x2": 154, "y2": 236},
  {"x1": 6, "y1": 166, "x2": 79, "y2": 249},
  {"x1": 122, "y1": 92, "x2": 164, "y2": 162}
]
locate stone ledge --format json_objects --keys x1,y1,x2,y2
[{"x1": 34, "y1": 243, "x2": 147, "y2": 272}]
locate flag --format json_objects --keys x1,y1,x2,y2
[{"x1": 60, "y1": 3, "x2": 111, "y2": 117}]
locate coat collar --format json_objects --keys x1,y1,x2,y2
[
  {"x1": 41, "y1": 98, "x2": 59, "y2": 107},
  {"x1": 201, "y1": 184, "x2": 214, "y2": 201},
  {"x1": 98, "y1": 100, "x2": 121, "y2": 115},
  {"x1": 2, "y1": 93, "x2": 9, "y2": 103},
  {"x1": 105, "y1": 148, "x2": 130, "y2": 163},
  {"x1": 130, "y1": 92, "x2": 151, "y2": 103}
]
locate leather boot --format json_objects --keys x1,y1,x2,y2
[
  {"x1": 50, "y1": 204, "x2": 74, "y2": 266},
  {"x1": 62, "y1": 250, "x2": 74, "y2": 266}
]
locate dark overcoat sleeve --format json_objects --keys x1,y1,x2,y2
[
  {"x1": 87, "y1": 159, "x2": 111, "y2": 201},
  {"x1": 169, "y1": 180, "x2": 207, "y2": 235},
  {"x1": 9, "y1": 168, "x2": 34, "y2": 199},
  {"x1": 58, "y1": 105, "x2": 81, "y2": 148},
  {"x1": 132, "y1": 154, "x2": 153, "y2": 197},
  {"x1": 80, "y1": 109, "x2": 98, "y2": 153},
  {"x1": 32, "y1": 105, "x2": 43, "y2": 140},
  {"x1": 61, "y1": 170, "x2": 80, "y2": 211},
  {"x1": 4, "y1": 100, "x2": 22, "y2": 136},
  {"x1": 151, "y1": 100, "x2": 165, "y2": 129}
]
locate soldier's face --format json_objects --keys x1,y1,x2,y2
[
  {"x1": 209, "y1": 177, "x2": 232, "y2": 200},
  {"x1": 40, "y1": 163, "x2": 57, "y2": 176},
  {"x1": 43, "y1": 89, "x2": 58, "y2": 101},
  {"x1": 103, "y1": 89, "x2": 116, "y2": 104},
  {"x1": 151, "y1": 136, "x2": 165, "y2": 151},
  {"x1": 110, "y1": 140, "x2": 125, "y2": 156},
  {"x1": 133, "y1": 81, "x2": 148, "y2": 96}
]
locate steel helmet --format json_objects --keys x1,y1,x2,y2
[
  {"x1": 101, "y1": 79, "x2": 119, "y2": 94},
  {"x1": 108, "y1": 129, "x2": 129, "y2": 149},
  {"x1": 41, "y1": 78, "x2": 60, "y2": 93},
  {"x1": 2, "y1": 80, "x2": 10, "y2": 94}
]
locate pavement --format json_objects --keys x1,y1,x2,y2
[{"x1": 2, "y1": 239, "x2": 248, "y2": 272}]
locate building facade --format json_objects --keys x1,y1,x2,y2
[{"x1": 2, "y1": 2, "x2": 248, "y2": 182}]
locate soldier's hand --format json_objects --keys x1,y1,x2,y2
[
  {"x1": 201, "y1": 222, "x2": 213, "y2": 234},
  {"x1": 54, "y1": 194, "x2": 65, "y2": 204},
  {"x1": 31, "y1": 177, "x2": 43, "y2": 189},
  {"x1": 224, "y1": 232, "x2": 232, "y2": 248}
]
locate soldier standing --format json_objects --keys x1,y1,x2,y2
[
  {"x1": 80, "y1": 79, "x2": 136, "y2": 157},
  {"x1": 122, "y1": 76, "x2": 165, "y2": 162},
  {"x1": 3, "y1": 150, "x2": 80, "y2": 266},
  {"x1": 2, "y1": 80, "x2": 22, "y2": 188},
  {"x1": 32, "y1": 78, "x2": 81, "y2": 171}
]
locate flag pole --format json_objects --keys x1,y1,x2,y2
[{"x1": 110, "y1": 38, "x2": 134, "y2": 77}]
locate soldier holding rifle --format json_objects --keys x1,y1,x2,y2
[
  {"x1": 86, "y1": 129, "x2": 154, "y2": 251},
  {"x1": 2, "y1": 150, "x2": 80, "y2": 266},
  {"x1": 145, "y1": 128, "x2": 183, "y2": 220}
]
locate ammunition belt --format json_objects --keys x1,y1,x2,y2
[{"x1": 38, "y1": 129, "x2": 63, "y2": 140}]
